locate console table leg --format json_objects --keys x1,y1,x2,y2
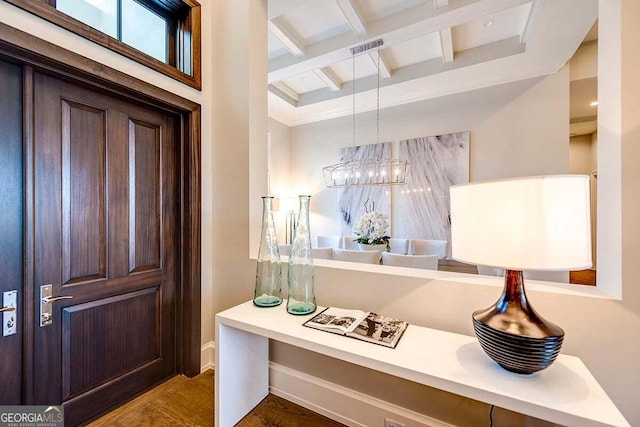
[{"x1": 215, "y1": 322, "x2": 269, "y2": 427}]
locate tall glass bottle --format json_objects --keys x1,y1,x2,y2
[
  {"x1": 287, "y1": 195, "x2": 317, "y2": 315},
  {"x1": 254, "y1": 196, "x2": 282, "y2": 307}
]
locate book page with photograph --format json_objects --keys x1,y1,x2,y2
[
  {"x1": 348, "y1": 313, "x2": 408, "y2": 348},
  {"x1": 304, "y1": 307, "x2": 368, "y2": 334}
]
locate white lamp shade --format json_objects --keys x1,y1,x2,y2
[{"x1": 450, "y1": 175, "x2": 592, "y2": 271}]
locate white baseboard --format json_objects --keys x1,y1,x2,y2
[
  {"x1": 269, "y1": 362, "x2": 456, "y2": 427},
  {"x1": 200, "y1": 341, "x2": 215, "y2": 372}
]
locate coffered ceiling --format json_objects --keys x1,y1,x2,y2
[{"x1": 267, "y1": 0, "x2": 598, "y2": 126}]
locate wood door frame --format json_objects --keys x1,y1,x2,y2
[{"x1": 0, "y1": 22, "x2": 202, "y2": 404}]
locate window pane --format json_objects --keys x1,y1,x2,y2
[
  {"x1": 121, "y1": 0, "x2": 168, "y2": 63},
  {"x1": 57, "y1": 0, "x2": 118, "y2": 38}
]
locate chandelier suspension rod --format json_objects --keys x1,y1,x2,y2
[
  {"x1": 352, "y1": 42, "x2": 356, "y2": 152},
  {"x1": 376, "y1": 46, "x2": 380, "y2": 147}
]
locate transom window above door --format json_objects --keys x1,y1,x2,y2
[
  {"x1": 57, "y1": 0, "x2": 168, "y2": 62},
  {"x1": 6, "y1": 0, "x2": 201, "y2": 89}
]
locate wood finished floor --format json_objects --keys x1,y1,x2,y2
[{"x1": 86, "y1": 370, "x2": 344, "y2": 427}]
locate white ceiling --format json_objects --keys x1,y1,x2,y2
[{"x1": 267, "y1": 0, "x2": 599, "y2": 126}]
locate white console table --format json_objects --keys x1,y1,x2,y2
[{"x1": 215, "y1": 301, "x2": 629, "y2": 427}]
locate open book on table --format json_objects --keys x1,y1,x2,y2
[{"x1": 303, "y1": 307, "x2": 408, "y2": 349}]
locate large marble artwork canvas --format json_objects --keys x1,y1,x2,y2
[
  {"x1": 337, "y1": 142, "x2": 391, "y2": 237},
  {"x1": 397, "y1": 132, "x2": 469, "y2": 241}
]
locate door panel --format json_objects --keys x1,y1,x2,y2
[
  {"x1": 61, "y1": 287, "x2": 160, "y2": 400},
  {"x1": 0, "y1": 59, "x2": 23, "y2": 405},
  {"x1": 129, "y1": 119, "x2": 161, "y2": 273},
  {"x1": 61, "y1": 100, "x2": 107, "y2": 285},
  {"x1": 33, "y1": 72, "x2": 179, "y2": 425}
]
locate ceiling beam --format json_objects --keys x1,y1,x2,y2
[
  {"x1": 335, "y1": 0, "x2": 367, "y2": 36},
  {"x1": 520, "y1": 0, "x2": 539, "y2": 44},
  {"x1": 297, "y1": 36, "x2": 524, "y2": 108},
  {"x1": 434, "y1": 0, "x2": 450, "y2": 8},
  {"x1": 271, "y1": 81, "x2": 300, "y2": 102},
  {"x1": 268, "y1": 17, "x2": 306, "y2": 57},
  {"x1": 268, "y1": 0, "x2": 532, "y2": 84},
  {"x1": 269, "y1": 83, "x2": 299, "y2": 107},
  {"x1": 314, "y1": 68, "x2": 342, "y2": 91},
  {"x1": 439, "y1": 27, "x2": 454, "y2": 63},
  {"x1": 368, "y1": 49, "x2": 392, "y2": 78},
  {"x1": 334, "y1": 0, "x2": 392, "y2": 79}
]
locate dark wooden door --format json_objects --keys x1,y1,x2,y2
[
  {"x1": 0, "y1": 58, "x2": 23, "y2": 405},
  {"x1": 32, "y1": 72, "x2": 179, "y2": 425}
]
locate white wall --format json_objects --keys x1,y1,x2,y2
[
  {"x1": 212, "y1": 0, "x2": 267, "y2": 328},
  {"x1": 591, "y1": 131, "x2": 599, "y2": 170},
  {"x1": 268, "y1": 118, "x2": 292, "y2": 244},
  {"x1": 277, "y1": 69, "x2": 569, "y2": 239},
  {"x1": 570, "y1": 41, "x2": 598, "y2": 81},
  {"x1": 570, "y1": 134, "x2": 594, "y2": 174},
  {"x1": 471, "y1": 69, "x2": 569, "y2": 180},
  {"x1": 571, "y1": 134, "x2": 598, "y2": 265}
]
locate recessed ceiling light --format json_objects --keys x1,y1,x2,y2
[
  {"x1": 590, "y1": 101, "x2": 598, "y2": 107},
  {"x1": 483, "y1": 19, "x2": 494, "y2": 27}
]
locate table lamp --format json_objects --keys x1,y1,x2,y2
[{"x1": 450, "y1": 175, "x2": 592, "y2": 374}]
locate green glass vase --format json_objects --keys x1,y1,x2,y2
[
  {"x1": 253, "y1": 196, "x2": 282, "y2": 307},
  {"x1": 286, "y1": 195, "x2": 317, "y2": 315}
]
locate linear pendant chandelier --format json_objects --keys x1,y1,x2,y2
[{"x1": 323, "y1": 39, "x2": 408, "y2": 188}]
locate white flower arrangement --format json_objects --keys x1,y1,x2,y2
[{"x1": 353, "y1": 210, "x2": 390, "y2": 246}]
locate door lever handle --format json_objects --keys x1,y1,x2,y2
[
  {"x1": 40, "y1": 284, "x2": 74, "y2": 327},
  {"x1": 41, "y1": 295, "x2": 73, "y2": 304},
  {"x1": 0, "y1": 306, "x2": 16, "y2": 313}
]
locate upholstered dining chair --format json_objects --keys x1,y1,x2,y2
[
  {"x1": 388, "y1": 238, "x2": 409, "y2": 255},
  {"x1": 411, "y1": 239, "x2": 449, "y2": 259},
  {"x1": 332, "y1": 248, "x2": 381, "y2": 264},
  {"x1": 341, "y1": 236, "x2": 360, "y2": 250},
  {"x1": 381, "y1": 252, "x2": 438, "y2": 270},
  {"x1": 316, "y1": 235, "x2": 342, "y2": 249},
  {"x1": 312, "y1": 247, "x2": 333, "y2": 260}
]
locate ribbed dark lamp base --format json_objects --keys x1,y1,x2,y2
[{"x1": 473, "y1": 270, "x2": 564, "y2": 375}]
